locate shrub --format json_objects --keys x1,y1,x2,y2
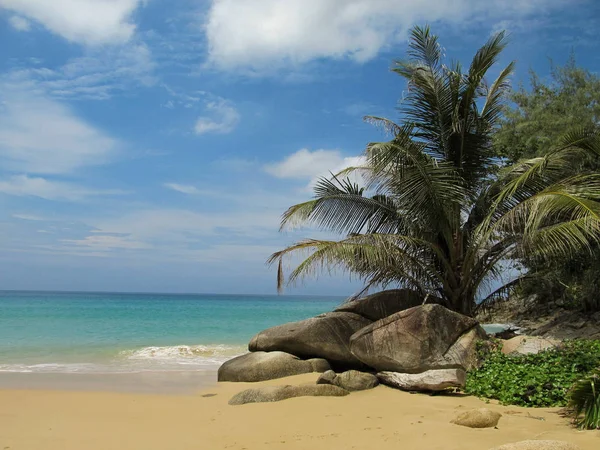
[
  {"x1": 465, "y1": 340, "x2": 600, "y2": 407},
  {"x1": 569, "y1": 370, "x2": 600, "y2": 429}
]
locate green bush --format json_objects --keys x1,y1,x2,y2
[
  {"x1": 465, "y1": 340, "x2": 600, "y2": 407},
  {"x1": 569, "y1": 370, "x2": 600, "y2": 429}
]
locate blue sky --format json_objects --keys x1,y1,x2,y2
[{"x1": 0, "y1": 0, "x2": 598, "y2": 295}]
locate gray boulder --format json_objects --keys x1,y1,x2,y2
[
  {"x1": 218, "y1": 351, "x2": 331, "y2": 382},
  {"x1": 316, "y1": 370, "x2": 337, "y2": 385},
  {"x1": 489, "y1": 441, "x2": 581, "y2": 450},
  {"x1": 451, "y1": 408, "x2": 502, "y2": 428},
  {"x1": 249, "y1": 312, "x2": 372, "y2": 368},
  {"x1": 317, "y1": 370, "x2": 379, "y2": 391},
  {"x1": 228, "y1": 384, "x2": 350, "y2": 405},
  {"x1": 349, "y1": 304, "x2": 486, "y2": 373},
  {"x1": 335, "y1": 289, "x2": 428, "y2": 321},
  {"x1": 377, "y1": 368, "x2": 466, "y2": 392}
]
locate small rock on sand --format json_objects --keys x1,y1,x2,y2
[
  {"x1": 451, "y1": 408, "x2": 502, "y2": 428},
  {"x1": 317, "y1": 370, "x2": 379, "y2": 391}
]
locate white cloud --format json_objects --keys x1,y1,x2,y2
[
  {"x1": 265, "y1": 149, "x2": 345, "y2": 179},
  {"x1": 92, "y1": 208, "x2": 281, "y2": 241},
  {"x1": 0, "y1": 87, "x2": 118, "y2": 174},
  {"x1": 5, "y1": 42, "x2": 156, "y2": 101},
  {"x1": 205, "y1": 0, "x2": 567, "y2": 71},
  {"x1": 265, "y1": 148, "x2": 365, "y2": 184},
  {"x1": 12, "y1": 213, "x2": 46, "y2": 221},
  {"x1": 0, "y1": 0, "x2": 144, "y2": 45},
  {"x1": 62, "y1": 235, "x2": 150, "y2": 250},
  {"x1": 0, "y1": 175, "x2": 126, "y2": 201},
  {"x1": 8, "y1": 15, "x2": 31, "y2": 31},
  {"x1": 194, "y1": 99, "x2": 240, "y2": 135},
  {"x1": 164, "y1": 183, "x2": 201, "y2": 195}
]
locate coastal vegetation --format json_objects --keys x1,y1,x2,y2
[
  {"x1": 269, "y1": 26, "x2": 600, "y2": 318},
  {"x1": 465, "y1": 340, "x2": 600, "y2": 408}
]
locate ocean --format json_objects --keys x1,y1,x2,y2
[{"x1": 0, "y1": 291, "x2": 343, "y2": 376}]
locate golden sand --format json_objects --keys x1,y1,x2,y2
[{"x1": 1, "y1": 373, "x2": 598, "y2": 450}]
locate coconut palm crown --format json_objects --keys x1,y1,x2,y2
[{"x1": 268, "y1": 26, "x2": 600, "y2": 317}]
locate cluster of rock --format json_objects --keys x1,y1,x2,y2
[{"x1": 219, "y1": 290, "x2": 489, "y2": 403}]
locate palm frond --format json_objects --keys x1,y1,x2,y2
[
  {"x1": 267, "y1": 234, "x2": 450, "y2": 296},
  {"x1": 569, "y1": 371, "x2": 600, "y2": 430},
  {"x1": 279, "y1": 179, "x2": 405, "y2": 235}
]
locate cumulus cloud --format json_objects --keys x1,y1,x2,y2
[
  {"x1": 265, "y1": 148, "x2": 365, "y2": 188},
  {"x1": 164, "y1": 183, "x2": 201, "y2": 195},
  {"x1": 0, "y1": 0, "x2": 144, "y2": 45},
  {"x1": 8, "y1": 15, "x2": 31, "y2": 31},
  {"x1": 194, "y1": 99, "x2": 240, "y2": 135},
  {"x1": 0, "y1": 88, "x2": 118, "y2": 174},
  {"x1": 0, "y1": 175, "x2": 126, "y2": 201},
  {"x1": 205, "y1": 0, "x2": 567, "y2": 71}
]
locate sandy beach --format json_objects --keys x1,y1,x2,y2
[{"x1": 1, "y1": 373, "x2": 598, "y2": 450}]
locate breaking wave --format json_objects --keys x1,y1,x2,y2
[{"x1": 0, "y1": 344, "x2": 246, "y2": 374}]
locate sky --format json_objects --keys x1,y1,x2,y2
[{"x1": 0, "y1": 0, "x2": 598, "y2": 296}]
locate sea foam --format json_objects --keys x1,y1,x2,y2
[{"x1": 0, "y1": 344, "x2": 246, "y2": 374}]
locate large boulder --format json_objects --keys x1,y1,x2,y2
[
  {"x1": 218, "y1": 351, "x2": 331, "y2": 382},
  {"x1": 228, "y1": 384, "x2": 350, "y2": 405},
  {"x1": 451, "y1": 408, "x2": 502, "y2": 428},
  {"x1": 377, "y1": 368, "x2": 466, "y2": 392},
  {"x1": 489, "y1": 441, "x2": 581, "y2": 450},
  {"x1": 335, "y1": 289, "x2": 427, "y2": 321},
  {"x1": 249, "y1": 312, "x2": 372, "y2": 368},
  {"x1": 349, "y1": 304, "x2": 486, "y2": 373},
  {"x1": 317, "y1": 370, "x2": 379, "y2": 391}
]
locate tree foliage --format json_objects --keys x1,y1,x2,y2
[
  {"x1": 495, "y1": 54, "x2": 600, "y2": 162},
  {"x1": 268, "y1": 27, "x2": 600, "y2": 317},
  {"x1": 495, "y1": 56, "x2": 600, "y2": 311}
]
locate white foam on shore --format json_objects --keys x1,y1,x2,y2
[
  {"x1": 0, "y1": 344, "x2": 246, "y2": 374},
  {"x1": 122, "y1": 344, "x2": 245, "y2": 365}
]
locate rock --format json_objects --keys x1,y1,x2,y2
[
  {"x1": 228, "y1": 384, "x2": 350, "y2": 405},
  {"x1": 334, "y1": 370, "x2": 379, "y2": 391},
  {"x1": 451, "y1": 408, "x2": 502, "y2": 428},
  {"x1": 335, "y1": 289, "x2": 428, "y2": 321},
  {"x1": 350, "y1": 304, "x2": 486, "y2": 373},
  {"x1": 316, "y1": 370, "x2": 337, "y2": 385},
  {"x1": 377, "y1": 368, "x2": 466, "y2": 392},
  {"x1": 501, "y1": 336, "x2": 559, "y2": 356},
  {"x1": 317, "y1": 370, "x2": 379, "y2": 391},
  {"x1": 249, "y1": 312, "x2": 372, "y2": 368},
  {"x1": 489, "y1": 441, "x2": 581, "y2": 450},
  {"x1": 218, "y1": 351, "x2": 331, "y2": 382}
]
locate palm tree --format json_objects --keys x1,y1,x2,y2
[{"x1": 268, "y1": 26, "x2": 600, "y2": 317}]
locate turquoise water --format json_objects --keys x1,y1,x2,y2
[{"x1": 0, "y1": 291, "x2": 343, "y2": 374}]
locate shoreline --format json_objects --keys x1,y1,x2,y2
[
  {"x1": 0, "y1": 369, "x2": 219, "y2": 394},
  {"x1": 1, "y1": 374, "x2": 598, "y2": 450}
]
